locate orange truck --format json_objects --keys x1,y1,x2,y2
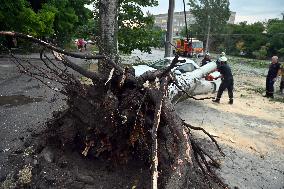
[{"x1": 174, "y1": 38, "x2": 204, "y2": 57}]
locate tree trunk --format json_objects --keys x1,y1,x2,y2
[
  {"x1": 98, "y1": 0, "x2": 119, "y2": 74},
  {"x1": 165, "y1": 0, "x2": 175, "y2": 57}
]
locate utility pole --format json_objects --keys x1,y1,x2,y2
[
  {"x1": 165, "y1": 0, "x2": 175, "y2": 57},
  {"x1": 205, "y1": 15, "x2": 211, "y2": 53}
]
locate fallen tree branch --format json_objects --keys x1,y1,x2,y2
[
  {"x1": 61, "y1": 55, "x2": 102, "y2": 81},
  {"x1": 190, "y1": 138, "x2": 228, "y2": 188},
  {"x1": 137, "y1": 55, "x2": 182, "y2": 84},
  {"x1": 0, "y1": 31, "x2": 105, "y2": 60},
  {"x1": 173, "y1": 81, "x2": 215, "y2": 101},
  {"x1": 183, "y1": 122, "x2": 224, "y2": 156}
]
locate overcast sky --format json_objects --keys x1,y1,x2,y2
[{"x1": 141, "y1": 0, "x2": 284, "y2": 23}]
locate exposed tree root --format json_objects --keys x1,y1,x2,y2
[{"x1": 0, "y1": 31, "x2": 228, "y2": 189}]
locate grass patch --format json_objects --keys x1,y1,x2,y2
[
  {"x1": 204, "y1": 53, "x2": 269, "y2": 68},
  {"x1": 64, "y1": 42, "x2": 78, "y2": 51},
  {"x1": 253, "y1": 87, "x2": 265, "y2": 94},
  {"x1": 270, "y1": 97, "x2": 284, "y2": 103},
  {"x1": 229, "y1": 57, "x2": 269, "y2": 68},
  {"x1": 89, "y1": 44, "x2": 98, "y2": 52},
  {"x1": 240, "y1": 93, "x2": 248, "y2": 98},
  {"x1": 246, "y1": 87, "x2": 265, "y2": 94}
]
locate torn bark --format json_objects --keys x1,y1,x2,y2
[{"x1": 150, "y1": 77, "x2": 169, "y2": 189}]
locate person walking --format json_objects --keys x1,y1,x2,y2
[
  {"x1": 264, "y1": 56, "x2": 281, "y2": 98},
  {"x1": 77, "y1": 38, "x2": 84, "y2": 52},
  {"x1": 212, "y1": 56, "x2": 234, "y2": 104}
]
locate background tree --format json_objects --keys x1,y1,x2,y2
[
  {"x1": 46, "y1": 0, "x2": 92, "y2": 45},
  {"x1": 224, "y1": 22, "x2": 267, "y2": 57},
  {"x1": 266, "y1": 19, "x2": 284, "y2": 57},
  {"x1": 0, "y1": 0, "x2": 92, "y2": 46},
  {"x1": 91, "y1": 0, "x2": 163, "y2": 54},
  {"x1": 187, "y1": 0, "x2": 230, "y2": 52},
  {"x1": 0, "y1": 0, "x2": 56, "y2": 37}
]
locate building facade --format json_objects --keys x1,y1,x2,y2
[{"x1": 154, "y1": 11, "x2": 236, "y2": 35}]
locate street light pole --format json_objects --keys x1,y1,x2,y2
[{"x1": 205, "y1": 15, "x2": 211, "y2": 53}]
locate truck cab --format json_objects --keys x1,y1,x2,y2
[{"x1": 174, "y1": 38, "x2": 204, "y2": 58}]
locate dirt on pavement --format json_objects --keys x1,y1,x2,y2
[{"x1": 176, "y1": 62, "x2": 284, "y2": 189}]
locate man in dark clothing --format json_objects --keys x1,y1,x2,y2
[
  {"x1": 213, "y1": 56, "x2": 234, "y2": 104},
  {"x1": 280, "y1": 63, "x2": 284, "y2": 94},
  {"x1": 264, "y1": 56, "x2": 281, "y2": 98},
  {"x1": 201, "y1": 53, "x2": 211, "y2": 66}
]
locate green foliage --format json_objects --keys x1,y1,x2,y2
[
  {"x1": 206, "y1": 22, "x2": 267, "y2": 58},
  {"x1": 92, "y1": 0, "x2": 162, "y2": 54},
  {"x1": 252, "y1": 46, "x2": 267, "y2": 60},
  {"x1": 117, "y1": 0, "x2": 163, "y2": 54},
  {"x1": 178, "y1": 3, "x2": 283, "y2": 60},
  {"x1": 0, "y1": 0, "x2": 56, "y2": 36},
  {"x1": 270, "y1": 97, "x2": 284, "y2": 103},
  {"x1": 278, "y1": 48, "x2": 284, "y2": 56},
  {"x1": 46, "y1": 0, "x2": 78, "y2": 45},
  {"x1": 247, "y1": 86, "x2": 265, "y2": 94},
  {"x1": 75, "y1": 19, "x2": 97, "y2": 39},
  {"x1": 266, "y1": 19, "x2": 284, "y2": 56},
  {"x1": 187, "y1": 0, "x2": 230, "y2": 40},
  {"x1": 0, "y1": 0, "x2": 92, "y2": 45},
  {"x1": 228, "y1": 55, "x2": 269, "y2": 68}
]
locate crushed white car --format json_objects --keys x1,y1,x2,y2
[{"x1": 133, "y1": 57, "x2": 221, "y2": 100}]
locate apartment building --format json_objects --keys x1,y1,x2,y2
[{"x1": 154, "y1": 11, "x2": 236, "y2": 34}]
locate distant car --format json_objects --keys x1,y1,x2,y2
[
  {"x1": 132, "y1": 57, "x2": 221, "y2": 94},
  {"x1": 87, "y1": 40, "x2": 95, "y2": 45}
]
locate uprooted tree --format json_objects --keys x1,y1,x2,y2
[
  {"x1": 0, "y1": 30, "x2": 227, "y2": 188},
  {"x1": 0, "y1": 2, "x2": 228, "y2": 188}
]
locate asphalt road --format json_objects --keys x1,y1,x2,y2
[{"x1": 0, "y1": 54, "x2": 89, "y2": 178}]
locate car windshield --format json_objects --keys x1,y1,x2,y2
[
  {"x1": 192, "y1": 42, "x2": 203, "y2": 48},
  {"x1": 150, "y1": 59, "x2": 171, "y2": 69},
  {"x1": 176, "y1": 63, "x2": 196, "y2": 73}
]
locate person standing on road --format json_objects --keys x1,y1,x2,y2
[
  {"x1": 212, "y1": 56, "x2": 234, "y2": 104},
  {"x1": 264, "y1": 56, "x2": 281, "y2": 98},
  {"x1": 280, "y1": 62, "x2": 284, "y2": 94},
  {"x1": 201, "y1": 53, "x2": 211, "y2": 66},
  {"x1": 77, "y1": 38, "x2": 84, "y2": 52}
]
